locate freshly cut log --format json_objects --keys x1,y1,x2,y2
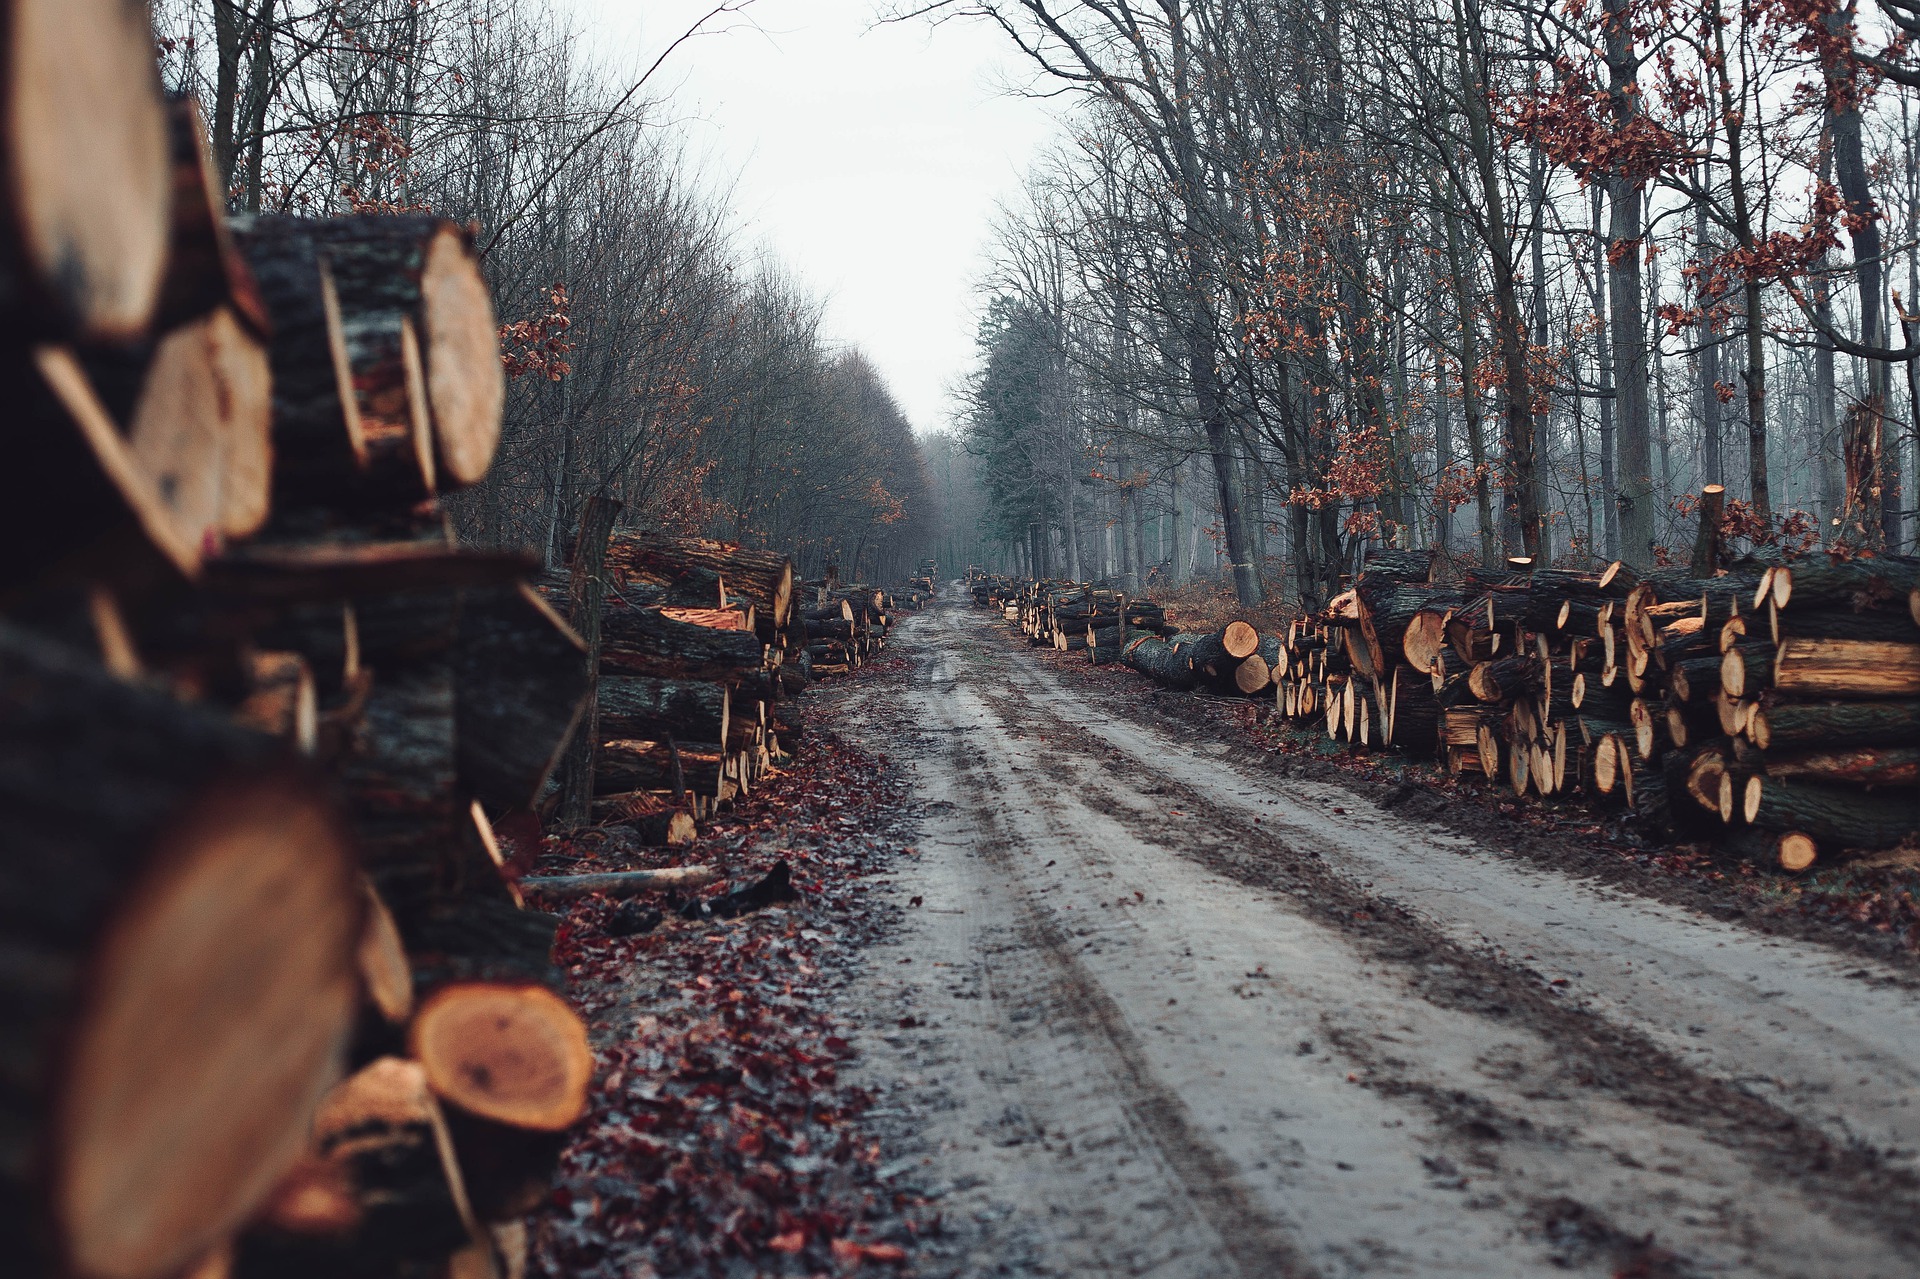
[
  {"x1": 233, "y1": 1057, "x2": 478, "y2": 1279},
  {"x1": 1233, "y1": 653, "x2": 1272, "y2": 694},
  {"x1": 1763, "y1": 747, "x2": 1920, "y2": 789},
  {"x1": 1742, "y1": 775, "x2": 1920, "y2": 849},
  {"x1": 305, "y1": 217, "x2": 504, "y2": 488},
  {"x1": 356, "y1": 880, "x2": 414, "y2": 1031},
  {"x1": 1771, "y1": 638, "x2": 1920, "y2": 697},
  {"x1": 1359, "y1": 548, "x2": 1435, "y2": 584},
  {"x1": 1717, "y1": 641, "x2": 1773, "y2": 698},
  {"x1": 2, "y1": 346, "x2": 217, "y2": 591},
  {"x1": 594, "y1": 740, "x2": 728, "y2": 799},
  {"x1": 230, "y1": 215, "x2": 405, "y2": 505},
  {"x1": 454, "y1": 583, "x2": 588, "y2": 812},
  {"x1": 1469, "y1": 656, "x2": 1534, "y2": 703},
  {"x1": 596, "y1": 674, "x2": 729, "y2": 744},
  {"x1": 0, "y1": 0, "x2": 171, "y2": 340},
  {"x1": 1766, "y1": 605, "x2": 1920, "y2": 645},
  {"x1": 519, "y1": 866, "x2": 722, "y2": 900},
  {"x1": 1749, "y1": 700, "x2": 1920, "y2": 752},
  {"x1": 86, "y1": 304, "x2": 273, "y2": 547},
  {"x1": 1388, "y1": 665, "x2": 1441, "y2": 755},
  {"x1": 1770, "y1": 557, "x2": 1920, "y2": 614},
  {"x1": 598, "y1": 604, "x2": 765, "y2": 682},
  {"x1": 604, "y1": 537, "x2": 794, "y2": 627},
  {"x1": 235, "y1": 650, "x2": 317, "y2": 754},
  {"x1": 0, "y1": 625, "x2": 364, "y2": 1279},
  {"x1": 152, "y1": 98, "x2": 265, "y2": 332},
  {"x1": 409, "y1": 983, "x2": 593, "y2": 1131},
  {"x1": 1122, "y1": 635, "x2": 1198, "y2": 688}
]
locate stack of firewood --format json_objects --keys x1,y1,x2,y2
[{"x1": 0, "y1": 25, "x2": 594, "y2": 1278}]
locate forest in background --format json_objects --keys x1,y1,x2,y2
[
  {"x1": 153, "y1": 0, "x2": 943, "y2": 584},
  {"x1": 938, "y1": 0, "x2": 1920, "y2": 607}
]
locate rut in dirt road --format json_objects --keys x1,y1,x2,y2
[{"x1": 834, "y1": 600, "x2": 1920, "y2": 1279}]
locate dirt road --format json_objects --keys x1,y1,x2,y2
[{"x1": 828, "y1": 599, "x2": 1920, "y2": 1278}]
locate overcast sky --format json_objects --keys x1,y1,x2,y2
[{"x1": 569, "y1": 1, "x2": 1063, "y2": 434}]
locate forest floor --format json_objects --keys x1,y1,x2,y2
[{"x1": 534, "y1": 596, "x2": 1920, "y2": 1278}]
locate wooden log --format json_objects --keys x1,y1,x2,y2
[
  {"x1": 1741, "y1": 775, "x2": 1920, "y2": 849},
  {"x1": 1359, "y1": 548, "x2": 1435, "y2": 584},
  {"x1": 1771, "y1": 638, "x2": 1920, "y2": 698},
  {"x1": 588, "y1": 794, "x2": 699, "y2": 844},
  {"x1": 337, "y1": 662, "x2": 460, "y2": 902},
  {"x1": 1389, "y1": 664, "x2": 1442, "y2": 756},
  {"x1": 0, "y1": 0, "x2": 172, "y2": 341},
  {"x1": 0, "y1": 624, "x2": 364, "y2": 1279},
  {"x1": 1718, "y1": 640, "x2": 1774, "y2": 699},
  {"x1": 407, "y1": 981, "x2": 591, "y2": 1166},
  {"x1": 604, "y1": 536, "x2": 794, "y2": 628},
  {"x1": 595, "y1": 740, "x2": 728, "y2": 799},
  {"x1": 519, "y1": 866, "x2": 721, "y2": 900},
  {"x1": 1233, "y1": 653, "x2": 1272, "y2": 694},
  {"x1": 230, "y1": 215, "x2": 421, "y2": 507},
  {"x1": 1749, "y1": 700, "x2": 1920, "y2": 752},
  {"x1": 303, "y1": 216, "x2": 504, "y2": 489},
  {"x1": 1767, "y1": 604, "x2": 1920, "y2": 645},
  {"x1": 0, "y1": 346, "x2": 215, "y2": 593},
  {"x1": 233, "y1": 1057, "x2": 479, "y2": 1278},
  {"x1": 454, "y1": 583, "x2": 589, "y2": 813},
  {"x1": 595, "y1": 674, "x2": 729, "y2": 744},
  {"x1": 1122, "y1": 635, "x2": 1198, "y2": 688},
  {"x1": 597, "y1": 603, "x2": 765, "y2": 682},
  {"x1": 1762, "y1": 746, "x2": 1920, "y2": 789},
  {"x1": 1469, "y1": 656, "x2": 1535, "y2": 703},
  {"x1": 1770, "y1": 556, "x2": 1920, "y2": 614}
]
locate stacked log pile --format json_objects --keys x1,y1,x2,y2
[
  {"x1": 0, "y1": 39, "x2": 592, "y2": 1279},
  {"x1": 547, "y1": 533, "x2": 799, "y2": 824},
  {"x1": 786, "y1": 577, "x2": 931, "y2": 678},
  {"x1": 992, "y1": 517, "x2": 1920, "y2": 875}
]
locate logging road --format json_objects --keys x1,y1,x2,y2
[{"x1": 827, "y1": 597, "x2": 1920, "y2": 1279}]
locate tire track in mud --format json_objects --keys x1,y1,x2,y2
[
  {"x1": 962, "y1": 619, "x2": 1920, "y2": 1262},
  {"x1": 922, "y1": 648, "x2": 1318, "y2": 1279}
]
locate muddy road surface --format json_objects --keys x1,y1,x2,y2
[{"x1": 826, "y1": 599, "x2": 1920, "y2": 1279}]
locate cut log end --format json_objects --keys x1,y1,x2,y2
[
  {"x1": 56, "y1": 776, "x2": 363, "y2": 1279},
  {"x1": 409, "y1": 983, "x2": 592, "y2": 1132},
  {"x1": 422, "y1": 227, "x2": 504, "y2": 486},
  {"x1": 1778, "y1": 832, "x2": 1819, "y2": 873},
  {"x1": 10, "y1": 0, "x2": 171, "y2": 338}
]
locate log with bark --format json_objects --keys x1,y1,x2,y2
[
  {"x1": 1741, "y1": 775, "x2": 1920, "y2": 850},
  {"x1": 454, "y1": 583, "x2": 589, "y2": 813},
  {"x1": 0, "y1": 624, "x2": 364, "y2": 1279},
  {"x1": 597, "y1": 602, "x2": 766, "y2": 682}
]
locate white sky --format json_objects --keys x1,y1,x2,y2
[{"x1": 568, "y1": 1, "x2": 1064, "y2": 434}]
